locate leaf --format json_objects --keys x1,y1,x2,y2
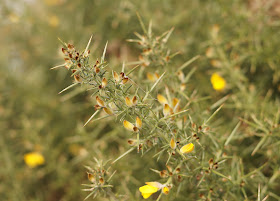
[
  {"x1": 176, "y1": 55, "x2": 200, "y2": 73},
  {"x1": 112, "y1": 148, "x2": 135, "y2": 164},
  {"x1": 50, "y1": 64, "x2": 65, "y2": 70},
  {"x1": 84, "y1": 110, "x2": 100, "y2": 127},
  {"x1": 136, "y1": 12, "x2": 147, "y2": 35},
  {"x1": 225, "y1": 121, "x2": 241, "y2": 146},
  {"x1": 58, "y1": 83, "x2": 79, "y2": 94},
  {"x1": 101, "y1": 41, "x2": 108, "y2": 63},
  {"x1": 204, "y1": 104, "x2": 224, "y2": 124},
  {"x1": 84, "y1": 35, "x2": 93, "y2": 56}
]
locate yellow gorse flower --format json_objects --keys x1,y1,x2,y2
[
  {"x1": 123, "y1": 117, "x2": 142, "y2": 132},
  {"x1": 139, "y1": 182, "x2": 162, "y2": 199},
  {"x1": 180, "y1": 143, "x2": 194, "y2": 154},
  {"x1": 49, "y1": 15, "x2": 59, "y2": 27},
  {"x1": 157, "y1": 94, "x2": 180, "y2": 118},
  {"x1": 147, "y1": 72, "x2": 160, "y2": 82},
  {"x1": 162, "y1": 186, "x2": 170, "y2": 195},
  {"x1": 210, "y1": 73, "x2": 226, "y2": 91},
  {"x1": 170, "y1": 138, "x2": 176, "y2": 149},
  {"x1": 24, "y1": 152, "x2": 45, "y2": 168}
]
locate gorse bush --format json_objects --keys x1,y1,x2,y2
[
  {"x1": 1, "y1": 0, "x2": 280, "y2": 201},
  {"x1": 52, "y1": 13, "x2": 280, "y2": 200}
]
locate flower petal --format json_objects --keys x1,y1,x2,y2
[
  {"x1": 103, "y1": 107, "x2": 114, "y2": 115},
  {"x1": 113, "y1": 71, "x2": 120, "y2": 82},
  {"x1": 163, "y1": 104, "x2": 172, "y2": 117},
  {"x1": 162, "y1": 186, "x2": 169, "y2": 195},
  {"x1": 142, "y1": 192, "x2": 153, "y2": 199},
  {"x1": 123, "y1": 120, "x2": 134, "y2": 131},
  {"x1": 125, "y1": 97, "x2": 133, "y2": 107},
  {"x1": 136, "y1": 116, "x2": 142, "y2": 129},
  {"x1": 147, "y1": 72, "x2": 155, "y2": 82},
  {"x1": 132, "y1": 96, "x2": 137, "y2": 105},
  {"x1": 170, "y1": 138, "x2": 176, "y2": 149},
  {"x1": 210, "y1": 73, "x2": 226, "y2": 91},
  {"x1": 145, "y1": 182, "x2": 162, "y2": 189},
  {"x1": 139, "y1": 185, "x2": 159, "y2": 194},
  {"x1": 101, "y1": 77, "x2": 107, "y2": 88},
  {"x1": 157, "y1": 94, "x2": 168, "y2": 105},
  {"x1": 96, "y1": 96, "x2": 105, "y2": 107},
  {"x1": 180, "y1": 143, "x2": 194, "y2": 154},
  {"x1": 24, "y1": 152, "x2": 45, "y2": 168}
]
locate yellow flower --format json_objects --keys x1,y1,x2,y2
[
  {"x1": 49, "y1": 15, "x2": 59, "y2": 27},
  {"x1": 24, "y1": 152, "x2": 45, "y2": 168},
  {"x1": 8, "y1": 13, "x2": 20, "y2": 23},
  {"x1": 210, "y1": 73, "x2": 226, "y2": 91},
  {"x1": 170, "y1": 138, "x2": 176, "y2": 150},
  {"x1": 162, "y1": 186, "x2": 170, "y2": 195},
  {"x1": 123, "y1": 117, "x2": 142, "y2": 132},
  {"x1": 180, "y1": 143, "x2": 194, "y2": 154},
  {"x1": 139, "y1": 182, "x2": 162, "y2": 199},
  {"x1": 44, "y1": 0, "x2": 63, "y2": 6},
  {"x1": 147, "y1": 72, "x2": 160, "y2": 82}
]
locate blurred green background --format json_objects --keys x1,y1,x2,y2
[{"x1": 1, "y1": 0, "x2": 280, "y2": 200}]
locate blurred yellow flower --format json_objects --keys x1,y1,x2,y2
[
  {"x1": 162, "y1": 186, "x2": 170, "y2": 195},
  {"x1": 210, "y1": 73, "x2": 226, "y2": 91},
  {"x1": 170, "y1": 138, "x2": 176, "y2": 149},
  {"x1": 8, "y1": 13, "x2": 20, "y2": 23},
  {"x1": 139, "y1": 182, "x2": 162, "y2": 199},
  {"x1": 8, "y1": 13, "x2": 19, "y2": 23},
  {"x1": 24, "y1": 152, "x2": 45, "y2": 168},
  {"x1": 49, "y1": 15, "x2": 59, "y2": 27},
  {"x1": 44, "y1": 0, "x2": 64, "y2": 6},
  {"x1": 180, "y1": 143, "x2": 194, "y2": 154},
  {"x1": 147, "y1": 72, "x2": 160, "y2": 82}
]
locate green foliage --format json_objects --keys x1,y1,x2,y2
[{"x1": 1, "y1": 0, "x2": 280, "y2": 201}]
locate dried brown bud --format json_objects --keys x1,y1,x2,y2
[
  {"x1": 175, "y1": 168, "x2": 181, "y2": 174},
  {"x1": 160, "y1": 170, "x2": 168, "y2": 178},
  {"x1": 62, "y1": 48, "x2": 67, "y2": 54},
  {"x1": 122, "y1": 77, "x2": 129, "y2": 84},
  {"x1": 99, "y1": 177, "x2": 104, "y2": 185},
  {"x1": 95, "y1": 67, "x2": 100, "y2": 73},
  {"x1": 192, "y1": 123, "x2": 196, "y2": 129},
  {"x1": 166, "y1": 165, "x2": 172, "y2": 173},
  {"x1": 213, "y1": 162, "x2": 218, "y2": 170},
  {"x1": 177, "y1": 175, "x2": 182, "y2": 182},
  {"x1": 127, "y1": 139, "x2": 135, "y2": 145},
  {"x1": 165, "y1": 56, "x2": 170, "y2": 62},
  {"x1": 94, "y1": 105, "x2": 102, "y2": 110},
  {"x1": 87, "y1": 172, "x2": 95, "y2": 183},
  {"x1": 138, "y1": 144, "x2": 143, "y2": 152},
  {"x1": 199, "y1": 194, "x2": 205, "y2": 198},
  {"x1": 68, "y1": 44, "x2": 74, "y2": 50},
  {"x1": 146, "y1": 140, "x2": 153, "y2": 147}
]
